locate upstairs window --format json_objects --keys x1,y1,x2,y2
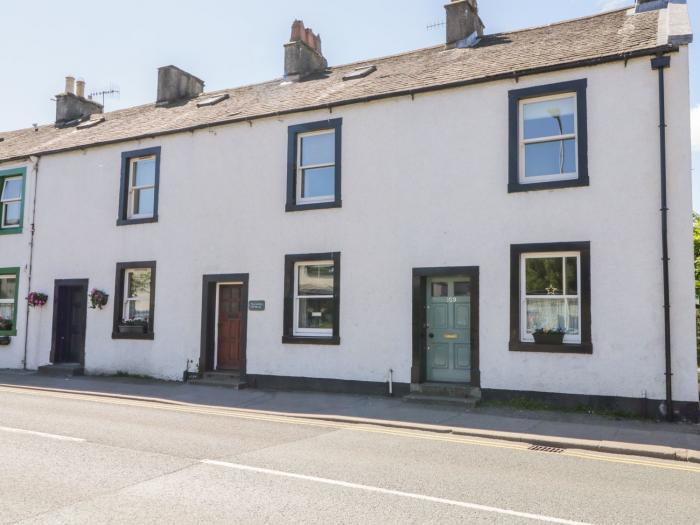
[
  {"x1": 117, "y1": 147, "x2": 161, "y2": 226},
  {"x1": 283, "y1": 252, "x2": 341, "y2": 345},
  {"x1": 508, "y1": 80, "x2": 588, "y2": 193},
  {"x1": 128, "y1": 156, "x2": 156, "y2": 219},
  {"x1": 0, "y1": 268, "x2": 19, "y2": 336},
  {"x1": 286, "y1": 119, "x2": 342, "y2": 212},
  {"x1": 0, "y1": 168, "x2": 26, "y2": 234}
]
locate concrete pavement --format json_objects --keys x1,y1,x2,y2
[
  {"x1": 2, "y1": 382, "x2": 700, "y2": 524},
  {"x1": 0, "y1": 370, "x2": 698, "y2": 465}
]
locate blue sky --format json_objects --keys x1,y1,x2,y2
[{"x1": 2, "y1": 0, "x2": 698, "y2": 208}]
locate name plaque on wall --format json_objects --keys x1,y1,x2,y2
[{"x1": 249, "y1": 300, "x2": 266, "y2": 311}]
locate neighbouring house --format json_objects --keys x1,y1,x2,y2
[{"x1": 0, "y1": 0, "x2": 697, "y2": 421}]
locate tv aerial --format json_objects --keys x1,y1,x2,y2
[{"x1": 88, "y1": 83, "x2": 120, "y2": 107}]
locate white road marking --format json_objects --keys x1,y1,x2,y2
[
  {"x1": 0, "y1": 425, "x2": 85, "y2": 443},
  {"x1": 202, "y1": 459, "x2": 593, "y2": 525}
]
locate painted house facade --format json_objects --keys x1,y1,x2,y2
[{"x1": 0, "y1": 0, "x2": 697, "y2": 420}]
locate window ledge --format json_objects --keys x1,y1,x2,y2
[
  {"x1": 285, "y1": 200, "x2": 342, "y2": 213},
  {"x1": 0, "y1": 331, "x2": 16, "y2": 337},
  {"x1": 282, "y1": 335, "x2": 340, "y2": 346},
  {"x1": 508, "y1": 177, "x2": 589, "y2": 194},
  {"x1": 0, "y1": 228, "x2": 22, "y2": 236},
  {"x1": 112, "y1": 332, "x2": 155, "y2": 340},
  {"x1": 116, "y1": 216, "x2": 158, "y2": 226},
  {"x1": 509, "y1": 341, "x2": 592, "y2": 354}
]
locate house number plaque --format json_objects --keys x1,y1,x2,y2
[{"x1": 249, "y1": 300, "x2": 266, "y2": 311}]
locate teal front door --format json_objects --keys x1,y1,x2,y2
[{"x1": 426, "y1": 276, "x2": 472, "y2": 383}]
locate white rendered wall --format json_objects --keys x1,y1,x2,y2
[{"x1": 11, "y1": 50, "x2": 698, "y2": 403}]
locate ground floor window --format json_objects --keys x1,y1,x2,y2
[
  {"x1": 283, "y1": 252, "x2": 340, "y2": 344},
  {"x1": 510, "y1": 242, "x2": 591, "y2": 353},
  {"x1": 112, "y1": 261, "x2": 156, "y2": 340},
  {"x1": 0, "y1": 268, "x2": 19, "y2": 336}
]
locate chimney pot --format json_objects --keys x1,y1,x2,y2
[
  {"x1": 445, "y1": 0, "x2": 484, "y2": 48},
  {"x1": 76, "y1": 79, "x2": 86, "y2": 98},
  {"x1": 65, "y1": 76, "x2": 75, "y2": 95},
  {"x1": 284, "y1": 20, "x2": 328, "y2": 81}
]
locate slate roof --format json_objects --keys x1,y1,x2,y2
[{"x1": 0, "y1": 6, "x2": 684, "y2": 163}]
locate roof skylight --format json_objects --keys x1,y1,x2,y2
[
  {"x1": 77, "y1": 116, "x2": 106, "y2": 130},
  {"x1": 197, "y1": 94, "x2": 230, "y2": 108},
  {"x1": 342, "y1": 65, "x2": 377, "y2": 81}
]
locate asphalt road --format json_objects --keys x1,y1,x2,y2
[{"x1": 0, "y1": 386, "x2": 699, "y2": 524}]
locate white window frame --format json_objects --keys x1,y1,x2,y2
[
  {"x1": 122, "y1": 268, "x2": 151, "y2": 322},
  {"x1": 1, "y1": 176, "x2": 22, "y2": 229},
  {"x1": 519, "y1": 92, "x2": 578, "y2": 185},
  {"x1": 0, "y1": 274, "x2": 16, "y2": 325},
  {"x1": 296, "y1": 129, "x2": 336, "y2": 205},
  {"x1": 293, "y1": 260, "x2": 334, "y2": 337},
  {"x1": 520, "y1": 251, "x2": 581, "y2": 344},
  {"x1": 127, "y1": 156, "x2": 156, "y2": 220}
]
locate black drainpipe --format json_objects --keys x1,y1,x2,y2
[{"x1": 651, "y1": 54, "x2": 673, "y2": 421}]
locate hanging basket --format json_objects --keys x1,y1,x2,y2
[
  {"x1": 26, "y1": 292, "x2": 48, "y2": 308},
  {"x1": 89, "y1": 289, "x2": 109, "y2": 310}
]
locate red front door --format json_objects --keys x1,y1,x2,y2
[{"x1": 216, "y1": 284, "x2": 242, "y2": 370}]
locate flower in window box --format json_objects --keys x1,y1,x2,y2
[
  {"x1": 117, "y1": 318, "x2": 148, "y2": 335},
  {"x1": 89, "y1": 289, "x2": 109, "y2": 310},
  {"x1": 26, "y1": 292, "x2": 48, "y2": 308},
  {"x1": 533, "y1": 327, "x2": 566, "y2": 345}
]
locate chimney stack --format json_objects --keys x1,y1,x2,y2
[
  {"x1": 284, "y1": 20, "x2": 328, "y2": 81},
  {"x1": 156, "y1": 65, "x2": 204, "y2": 105},
  {"x1": 55, "y1": 76, "x2": 103, "y2": 126},
  {"x1": 445, "y1": 0, "x2": 484, "y2": 49}
]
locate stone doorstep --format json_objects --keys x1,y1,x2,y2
[
  {"x1": 37, "y1": 364, "x2": 84, "y2": 377},
  {"x1": 188, "y1": 371, "x2": 248, "y2": 390},
  {"x1": 404, "y1": 382, "x2": 481, "y2": 408}
]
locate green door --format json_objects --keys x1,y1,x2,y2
[{"x1": 426, "y1": 276, "x2": 472, "y2": 383}]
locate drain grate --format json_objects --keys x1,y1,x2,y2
[{"x1": 528, "y1": 445, "x2": 565, "y2": 453}]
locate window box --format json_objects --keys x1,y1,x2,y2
[
  {"x1": 532, "y1": 330, "x2": 565, "y2": 345},
  {"x1": 0, "y1": 336, "x2": 10, "y2": 346},
  {"x1": 117, "y1": 147, "x2": 161, "y2": 226},
  {"x1": 508, "y1": 80, "x2": 588, "y2": 193},
  {"x1": 116, "y1": 321, "x2": 148, "y2": 335},
  {"x1": 286, "y1": 120, "x2": 342, "y2": 212},
  {"x1": 283, "y1": 252, "x2": 341, "y2": 344}
]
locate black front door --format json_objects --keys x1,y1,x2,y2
[{"x1": 53, "y1": 283, "x2": 87, "y2": 364}]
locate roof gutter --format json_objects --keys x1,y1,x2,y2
[
  {"x1": 0, "y1": 44, "x2": 679, "y2": 166},
  {"x1": 650, "y1": 53, "x2": 674, "y2": 422}
]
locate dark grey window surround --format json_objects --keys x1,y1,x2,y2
[
  {"x1": 282, "y1": 252, "x2": 341, "y2": 345},
  {"x1": 117, "y1": 146, "x2": 161, "y2": 226},
  {"x1": 508, "y1": 79, "x2": 588, "y2": 193},
  {"x1": 286, "y1": 119, "x2": 342, "y2": 212},
  {"x1": 510, "y1": 242, "x2": 592, "y2": 354},
  {"x1": 112, "y1": 261, "x2": 157, "y2": 340}
]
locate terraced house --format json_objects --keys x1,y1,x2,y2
[{"x1": 0, "y1": 0, "x2": 697, "y2": 420}]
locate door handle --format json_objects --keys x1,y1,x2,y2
[{"x1": 428, "y1": 333, "x2": 434, "y2": 339}]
